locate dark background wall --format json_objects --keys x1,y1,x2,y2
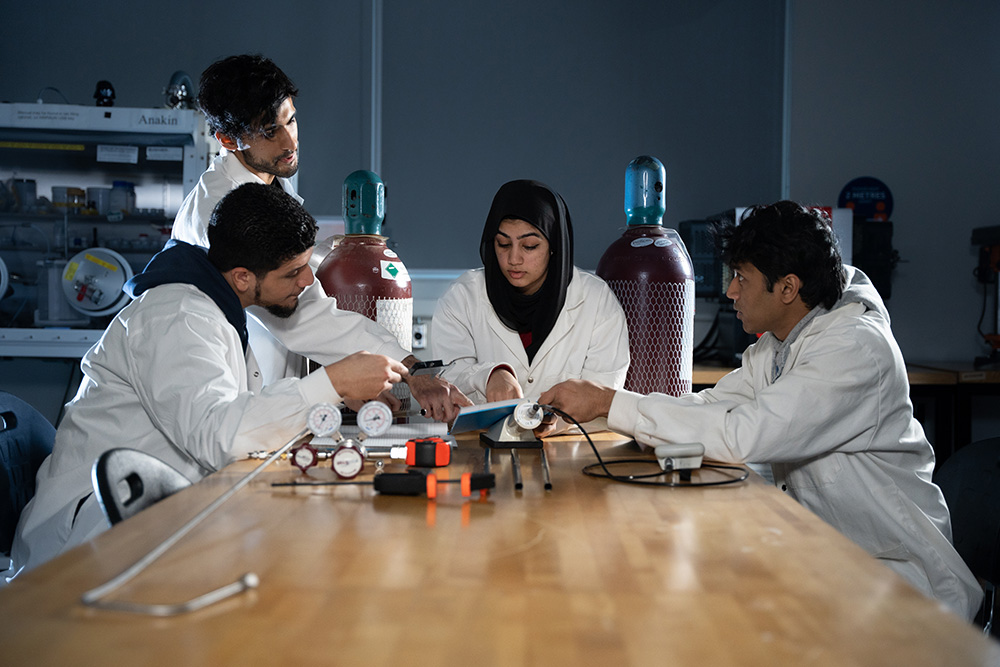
[
  {"x1": 0, "y1": 0, "x2": 785, "y2": 269},
  {"x1": 380, "y1": 1, "x2": 784, "y2": 269},
  {"x1": 3, "y1": 1, "x2": 1000, "y2": 437},
  {"x1": 0, "y1": 0, "x2": 376, "y2": 217},
  {"x1": 785, "y1": 0, "x2": 1000, "y2": 363}
]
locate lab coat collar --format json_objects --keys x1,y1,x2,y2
[
  {"x1": 216, "y1": 149, "x2": 304, "y2": 204},
  {"x1": 125, "y1": 240, "x2": 249, "y2": 352},
  {"x1": 486, "y1": 267, "x2": 586, "y2": 369}
]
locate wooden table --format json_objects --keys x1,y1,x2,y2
[{"x1": 1, "y1": 433, "x2": 996, "y2": 666}]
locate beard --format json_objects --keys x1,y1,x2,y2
[
  {"x1": 264, "y1": 302, "x2": 298, "y2": 318},
  {"x1": 242, "y1": 147, "x2": 299, "y2": 179},
  {"x1": 254, "y1": 283, "x2": 299, "y2": 318}
]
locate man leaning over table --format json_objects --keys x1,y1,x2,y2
[
  {"x1": 171, "y1": 53, "x2": 469, "y2": 420},
  {"x1": 539, "y1": 200, "x2": 983, "y2": 621},
  {"x1": 9, "y1": 184, "x2": 407, "y2": 577}
]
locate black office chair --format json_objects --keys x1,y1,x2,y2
[
  {"x1": 934, "y1": 437, "x2": 1000, "y2": 636},
  {"x1": 0, "y1": 391, "x2": 56, "y2": 557},
  {"x1": 92, "y1": 448, "x2": 192, "y2": 525}
]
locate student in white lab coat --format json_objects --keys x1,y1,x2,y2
[
  {"x1": 539, "y1": 200, "x2": 983, "y2": 621},
  {"x1": 431, "y1": 180, "x2": 629, "y2": 407},
  {"x1": 10, "y1": 184, "x2": 408, "y2": 577},
  {"x1": 172, "y1": 54, "x2": 468, "y2": 421}
]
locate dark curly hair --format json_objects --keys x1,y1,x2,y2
[
  {"x1": 713, "y1": 200, "x2": 846, "y2": 309},
  {"x1": 208, "y1": 184, "x2": 317, "y2": 277},
  {"x1": 197, "y1": 54, "x2": 299, "y2": 141}
]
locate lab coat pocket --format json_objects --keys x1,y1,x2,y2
[
  {"x1": 871, "y1": 541, "x2": 910, "y2": 561},
  {"x1": 783, "y1": 453, "x2": 843, "y2": 490},
  {"x1": 870, "y1": 541, "x2": 934, "y2": 599}
]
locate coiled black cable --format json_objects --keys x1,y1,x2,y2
[{"x1": 541, "y1": 405, "x2": 749, "y2": 488}]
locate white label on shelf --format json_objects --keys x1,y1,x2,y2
[
  {"x1": 11, "y1": 107, "x2": 85, "y2": 125},
  {"x1": 146, "y1": 146, "x2": 183, "y2": 162},
  {"x1": 97, "y1": 144, "x2": 139, "y2": 164}
]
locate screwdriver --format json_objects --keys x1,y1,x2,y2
[{"x1": 272, "y1": 469, "x2": 495, "y2": 499}]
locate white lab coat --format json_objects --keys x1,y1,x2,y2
[
  {"x1": 11, "y1": 283, "x2": 341, "y2": 574},
  {"x1": 431, "y1": 267, "x2": 629, "y2": 402},
  {"x1": 171, "y1": 149, "x2": 304, "y2": 249},
  {"x1": 171, "y1": 150, "x2": 409, "y2": 384},
  {"x1": 608, "y1": 266, "x2": 982, "y2": 620}
]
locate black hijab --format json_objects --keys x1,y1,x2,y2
[{"x1": 478, "y1": 180, "x2": 574, "y2": 363}]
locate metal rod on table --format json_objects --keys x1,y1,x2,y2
[
  {"x1": 81, "y1": 427, "x2": 310, "y2": 614},
  {"x1": 540, "y1": 449, "x2": 552, "y2": 491},
  {"x1": 511, "y1": 450, "x2": 523, "y2": 491}
]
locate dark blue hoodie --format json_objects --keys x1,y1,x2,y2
[{"x1": 124, "y1": 240, "x2": 248, "y2": 352}]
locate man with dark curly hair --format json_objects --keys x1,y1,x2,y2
[
  {"x1": 540, "y1": 200, "x2": 982, "y2": 621},
  {"x1": 171, "y1": 54, "x2": 469, "y2": 421},
  {"x1": 174, "y1": 54, "x2": 302, "y2": 249},
  {"x1": 12, "y1": 184, "x2": 407, "y2": 576}
]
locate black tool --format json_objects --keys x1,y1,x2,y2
[{"x1": 273, "y1": 470, "x2": 495, "y2": 499}]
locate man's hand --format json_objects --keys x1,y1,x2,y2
[
  {"x1": 406, "y1": 374, "x2": 472, "y2": 423},
  {"x1": 538, "y1": 379, "x2": 616, "y2": 427},
  {"x1": 533, "y1": 411, "x2": 560, "y2": 439},
  {"x1": 324, "y1": 351, "x2": 408, "y2": 402},
  {"x1": 344, "y1": 388, "x2": 402, "y2": 414},
  {"x1": 485, "y1": 367, "x2": 522, "y2": 403}
]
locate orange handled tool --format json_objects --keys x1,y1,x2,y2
[
  {"x1": 401, "y1": 437, "x2": 451, "y2": 467},
  {"x1": 425, "y1": 472, "x2": 493, "y2": 499}
]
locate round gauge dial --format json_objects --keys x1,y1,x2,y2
[
  {"x1": 290, "y1": 443, "x2": 319, "y2": 472},
  {"x1": 307, "y1": 403, "x2": 342, "y2": 437},
  {"x1": 60, "y1": 247, "x2": 134, "y2": 316},
  {"x1": 357, "y1": 400, "x2": 393, "y2": 438},
  {"x1": 332, "y1": 440, "x2": 366, "y2": 479},
  {"x1": 514, "y1": 401, "x2": 543, "y2": 430}
]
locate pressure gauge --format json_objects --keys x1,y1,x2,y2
[
  {"x1": 307, "y1": 403, "x2": 342, "y2": 437},
  {"x1": 331, "y1": 440, "x2": 367, "y2": 479},
  {"x1": 357, "y1": 400, "x2": 393, "y2": 438},
  {"x1": 61, "y1": 247, "x2": 134, "y2": 316},
  {"x1": 513, "y1": 401, "x2": 544, "y2": 430},
  {"x1": 290, "y1": 443, "x2": 319, "y2": 472}
]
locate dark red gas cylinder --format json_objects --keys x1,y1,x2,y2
[
  {"x1": 596, "y1": 156, "x2": 694, "y2": 396},
  {"x1": 316, "y1": 170, "x2": 413, "y2": 351}
]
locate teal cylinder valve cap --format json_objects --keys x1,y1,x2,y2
[
  {"x1": 343, "y1": 170, "x2": 385, "y2": 235},
  {"x1": 624, "y1": 156, "x2": 666, "y2": 227}
]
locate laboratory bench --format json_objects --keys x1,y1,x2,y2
[
  {"x1": 0, "y1": 431, "x2": 995, "y2": 665},
  {"x1": 907, "y1": 361, "x2": 1000, "y2": 451}
]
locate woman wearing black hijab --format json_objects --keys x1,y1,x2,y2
[{"x1": 431, "y1": 180, "x2": 629, "y2": 404}]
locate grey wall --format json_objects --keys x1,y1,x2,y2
[
  {"x1": 0, "y1": 0, "x2": 374, "y2": 217},
  {"x1": 786, "y1": 0, "x2": 1000, "y2": 364},
  {"x1": 4, "y1": 1, "x2": 1000, "y2": 422},
  {"x1": 0, "y1": 0, "x2": 786, "y2": 271},
  {"x1": 381, "y1": 1, "x2": 785, "y2": 269}
]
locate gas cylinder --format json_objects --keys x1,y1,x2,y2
[
  {"x1": 316, "y1": 170, "x2": 412, "y2": 352},
  {"x1": 596, "y1": 156, "x2": 695, "y2": 396}
]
